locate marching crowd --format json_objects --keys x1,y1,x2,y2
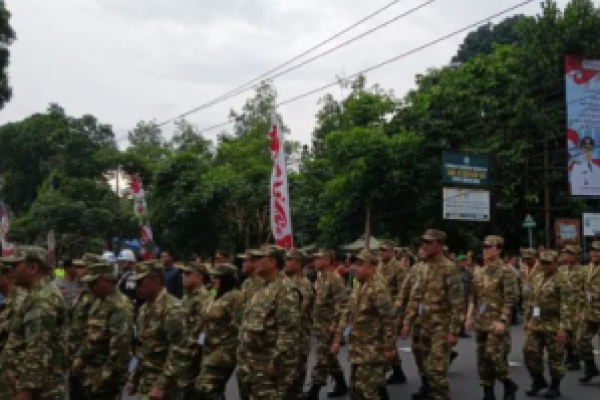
[{"x1": 0, "y1": 228, "x2": 599, "y2": 400}]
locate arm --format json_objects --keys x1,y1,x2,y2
[
  {"x1": 500, "y1": 270, "x2": 516, "y2": 323},
  {"x1": 101, "y1": 303, "x2": 134, "y2": 384},
  {"x1": 271, "y1": 285, "x2": 301, "y2": 371},
  {"x1": 446, "y1": 267, "x2": 465, "y2": 335},
  {"x1": 334, "y1": 287, "x2": 354, "y2": 344},
  {"x1": 128, "y1": 309, "x2": 143, "y2": 388},
  {"x1": 156, "y1": 304, "x2": 188, "y2": 390},
  {"x1": 559, "y1": 275, "x2": 571, "y2": 332},
  {"x1": 376, "y1": 289, "x2": 397, "y2": 352},
  {"x1": 332, "y1": 277, "x2": 349, "y2": 333}
]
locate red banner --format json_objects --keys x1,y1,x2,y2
[{"x1": 268, "y1": 118, "x2": 293, "y2": 249}]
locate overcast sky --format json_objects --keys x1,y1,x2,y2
[{"x1": 0, "y1": 0, "x2": 569, "y2": 147}]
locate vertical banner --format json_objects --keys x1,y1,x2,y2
[
  {"x1": 268, "y1": 117, "x2": 293, "y2": 249},
  {"x1": 0, "y1": 203, "x2": 15, "y2": 257},
  {"x1": 566, "y1": 56, "x2": 600, "y2": 196},
  {"x1": 554, "y1": 219, "x2": 580, "y2": 247},
  {"x1": 130, "y1": 174, "x2": 156, "y2": 260}
]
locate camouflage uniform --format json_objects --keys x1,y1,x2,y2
[
  {"x1": 402, "y1": 230, "x2": 464, "y2": 400},
  {"x1": 470, "y1": 237, "x2": 518, "y2": 390},
  {"x1": 518, "y1": 248, "x2": 540, "y2": 312},
  {"x1": 397, "y1": 261, "x2": 426, "y2": 375},
  {"x1": 1, "y1": 246, "x2": 68, "y2": 400},
  {"x1": 237, "y1": 251, "x2": 265, "y2": 400},
  {"x1": 0, "y1": 264, "x2": 26, "y2": 399},
  {"x1": 558, "y1": 245, "x2": 584, "y2": 370},
  {"x1": 376, "y1": 239, "x2": 408, "y2": 384},
  {"x1": 523, "y1": 250, "x2": 570, "y2": 397},
  {"x1": 309, "y1": 250, "x2": 348, "y2": 390},
  {"x1": 238, "y1": 247, "x2": 301, "y2": 400},
  {"x1": 338, "y1": 250, "x2": 396, "y2": 400},
  {"x1": 127, "y1": 261, "x2": 189, "y2": 399},
  {"x1": 578, "y1": 240, "x2": 600, "y2": 383},
  {"x1": 285, "y1": 249, "x2": 315, "y2": 398},
  {"x1": 195, "y1": 263, "x2": 243, "y2": 399},
  {"x1": 75, "y1": 261, "x2": 134, "y2": 399}
]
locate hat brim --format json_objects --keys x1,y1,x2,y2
[
  {"x1": 81, "y1": 274, "x2": 100, "y2": 283},
  {"x1": 0, "y1": 256, "x2": 24, "y2": 265},
  {"x1": 128, "y1": 272, "x2": 150, "y2": 281},
  {"x1": 421, "y1": 234, "x2": 437, "y2": 241}
]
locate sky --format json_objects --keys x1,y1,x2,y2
[{"x1": 0, "y1": 0, "x2": 570, "y2": 148}]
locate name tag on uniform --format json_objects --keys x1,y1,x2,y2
[
  {"x1": 587, "y1": 292, "x2": 593, "y2": 302},
  {"x1": 533, "y1": 307, "x2": 541, "y2": 317},
  {"x1": 418, "y1": 304, "x2": 424, "y2": 315},
  {"x1": 523, "y1": 284, "x2": 529, "y2": 292},
  {"x1": 198, "y1": 333, "x2": 206, "y2": 345},
  {"x1": 344, "y1": 327, "x2": 352, "y2": 337},
  {"x1": 479, "y1": 303, "x2": 487, "y2": 314}
]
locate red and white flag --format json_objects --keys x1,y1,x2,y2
[
  {"x1": 130, "y1": 174, "x2": 147, "y2": 217},
  {"x1": 268, "y1": 117, "x2": 293, "y2": 249},
  {"x1": 1, "y1": 203, "x2": 15, "y2": 257}
]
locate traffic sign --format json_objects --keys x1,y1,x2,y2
[{"x1": 522, "y1": 214, "x2": 536, "y2": 228}]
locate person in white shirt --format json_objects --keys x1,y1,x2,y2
[{"x1": 570, "y1": 136, "x2": 600, "y2": 195}]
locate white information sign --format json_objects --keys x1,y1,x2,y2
[
  {"x1": 582, "y1": 213, "x2": 600, "y2": 236},
  {"x1": 443, "y1": 188, "x2": 490, "y2": 222}
]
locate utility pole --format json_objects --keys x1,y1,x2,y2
[{"x1": 544, "y1": 129, "x2": 551, "y2": 248}]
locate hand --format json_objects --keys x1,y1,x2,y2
[
  {"x1": 149, "y1": 386, "x2": 164, "y2": 400},
  {"x1": 465, "y1": 317, "x2": 473, "y2": 331},
  {"x1": 126, "y1": 383, "x2": 138, "y2": 396},
  {"x1": 328, "y1": 325, "x2": 336, "y2": 335},
  {"x1": 384, "y1": 349, "x2": 396, "y2": 362},
  {"x1": 447, "y1": 333, "x2": 458, "y2": 346},
  {"x1": 493, "y1": 321, "x2": 506, "y2": 335},
  {"x1": 266, "y1": 366, "x2": 279, "y2": 377},
  {"x1": 556, "y1": 330, "x2": 567, "y2": 346},
  {"x1": 331, "y1": 341, "x2": 340, "y2": 355},
  {"x1": 524, "y1": 322, "x2": 530, "y2": 333},
  {"x1": 71, "y1": 359, "x2": 84, "y2": 376},
  {"x1": 400, "y1": 326, "x2": 410, "y2": 340},
  {"x1": 14, "y1": 391, "x2": 32, "y2": 400}
]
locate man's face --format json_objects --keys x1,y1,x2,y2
[
  {"x1": 136, "y1": 276, "x2": 158, "y2": 299},
  {"x1": 14, "y1": 261, "x2": 35, "y2": 286},
  {"x1": 183, "y1": 270, "x2": 200, "y2": 289},
  {"x1": 255, "y1": 256, "x2": 274, "y2": 277},
  {"x1": 242, "y1": 258, "x2": 254, "y2": 274},
  {"x1": 160, "y1": 253, "x2": 172, "y2": 265},
  {"x1": 75, "y1": 265, "x2": 88, "y2": 279},
  {"x1": 285, "y1": 258, "x2": 301, "y2": 274},
  {"x1": 0, "y1": 272, "x2": 10, "y2": 292},
  {"x1": 88, "y1": 278, "x2": 111, "y2": 297},
  {"x1": 483, "y1": 245, "x2": 500, "y2": 261},
  {"x1": 583, "y1": 146, "x2": 594, "y2": 162},
  {"x1": 590, "y1": 250, "x2": 600, "y2": 264},
  {"x1": 419, "y1": 239, "x2": 442, "y2": 261},
  {"x1": 379, "y1": 248, "x2": 394, "y2": 262},
  {"x1": 315, "y1": 256, "x2": 330, "y2": 271}
]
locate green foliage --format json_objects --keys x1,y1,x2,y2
[{"x1": 0, "y1": 0, "x2": 15, "y2": 109}]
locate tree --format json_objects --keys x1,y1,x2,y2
[{"x1": 0, "y1": 0, "x2": 15, "y2": 109}]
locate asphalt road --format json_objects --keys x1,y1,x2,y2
[{"x1": 123, "y1": 326, "x2": 600, "y2": 399}]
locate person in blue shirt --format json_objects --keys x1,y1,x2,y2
[{"x1": 160, "y1": 250, "x2": 183, "y2": 299}]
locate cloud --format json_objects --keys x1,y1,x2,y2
[{"x1": 1, "y1": 0, "x2": 570, "y2": 147}]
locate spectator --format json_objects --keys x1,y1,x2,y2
[
  {"x1": 160, "y1": 250, "x2": 183, "y2": 299},
  {"x1": 116, "y1": 249, "x2": 144, "y2": 310},
  {"x1": 54, "y1": 259, "x2": 84, "y2": 308}
]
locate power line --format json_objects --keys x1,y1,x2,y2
[
  {"x1": 156, "y1": 0, "x2": 435, "y2": 126},
  {"x1": 193, "y1": 0, "x2": 535, "y2": 134}
]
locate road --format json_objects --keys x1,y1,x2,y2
[{"x1": 124, "y1": 326, "x2": 600, "y2": 399}]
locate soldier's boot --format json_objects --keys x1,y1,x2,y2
[
  {"x1": 302, "y1": 384, "x2": 322, "y2": 400},
  {"x1": 501, "y1": 379, "x2": 518, "y2": 400},
  {"x1": 327, "y1": 374, "x2": 348, "y2": 398},
  {"x1": 567, "y1": 354, "x2": 581, "y2": 371},
  {"x1": 579, "y1": 360, "x2": 599, "y2": 383},
  {"x1": 543, "y1": 378, "x2": 561, "y2": 399},
  {"x1": 379, "y1": 385, "x2": 391, "y2": 400},
  {"x1": 386, "y1": 365, "x2": 407, "y2": 384},
  {"x1": 482, "y1": 385, "x2": 496, "y2": 400},
  {"x1": 525, "y1": 374, "x2": 548, "y2": 396},
  {"x1": 412, "y1": 376, "x2": 430, "y2": 400},
  {"x1": 449, "y1": 350, "x2": 458, "y2": 365}
]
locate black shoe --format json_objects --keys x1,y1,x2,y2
[
  {"x1": 525, "y1": 374, "x2": 548, "y2": 397},
  {"x1": 502, "y1": 379, "x2": 518, "y2": 400},
  {"x1": 379, "y1": 385, "x2": 391, "y2": 400},
  {"x1": 567, "y1": 356, "x2": 581, "y2": 371},
  {"x1": 449, "y1": 350, "x2": 458, "y2": 365},
  {"x1": 386, "y1": 365, "x2": 407, "y2": 385},
  {"x1": 302, "y1": 384, "x2": 322, "y2": 400},
  {"x1": 482, "y1": 385, "x2": 496, "y2": 400},
  {"x1": 412, "y1": 376, "x2": 429, "y2": 400},
  {"x1": 327, "y1": 374, "x2": 348, "y2": 398},
  {"x1": 543, "y1": 379, "x2": 561, "y2": 399},
  {"x1": 579, "y1": 360, "x2": 599, "y2": 383},
  {"x1": 459, "y1": 332, "x2": 471, "y2": 338}
]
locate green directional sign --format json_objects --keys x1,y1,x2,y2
[
  {"x1": 522, "y1": 214, "x2": 536, "y2": 228},
  {"x1": 442, "y1": 151, "x2": 490, "y2": 187}
]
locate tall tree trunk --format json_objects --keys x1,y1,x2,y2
[{"x1": 364, "y1": 203, "x2": 371, "y2": 250}]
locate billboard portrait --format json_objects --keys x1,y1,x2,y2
[{"x1": 566, "y1": 56, "x2": 600, "y2": 196}]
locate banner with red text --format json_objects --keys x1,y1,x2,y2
[{"x1": 268, "y1": 117, "x2": 293, "y2": 249}]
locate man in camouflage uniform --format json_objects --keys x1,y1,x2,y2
[
  {"x1": 180, "y1": 261, "x2": 212, "y2": 398},
  {"x1": 519, "y1": 248, "x2": 539, "y2": 312},
  {"x1": 376, "y1": 239, "x2": 408, "y2": 384},
  {"x1": 578, "y1": 240, "x2": 600, "y2": 384},
  {"x1": 558, "y1": 244, "x2": 584, "y2": 371},
  {"x1": 237, "y1": 245, "x2": 301, "y2": 399},
  {"x1": 1, "y1": 246, "x2": 68, "y2": 400},
  {"x1": 285, "y1": 248, "x2": 315, "y2": 398},
  {"x1": 401, "y1": 229, "x2": 464, "y2": 400},
  {"x1": 195, "y1": 263, "x2": 243, "y2": 399},
  {"x1": 333, "y1": 249, "x2": 396, "y2": 400},
  {"x1": 0, "y1": 261, "x2": 26, "y2": 398},
  {"x1": 237, "y1": 249, "x2": 265, "y2": 400},
  {"x1": 68, "y1": 254, "x2": 100, "y2": 400},
  {"x1": 522, "y1": 250, "x2": 569, "y2": 398},
  {"x1": 304, "y1": 248, "x2": 349, "y2": 400},
  {"x1": 466, "y1": 235, "x2": 519, "y2": 400},
  {"x1": 126, "y1": 261, "x2": 189, "y2": 399},
  {"x1": 73, "y1": 260, "x2": 134, "y2": 399}
]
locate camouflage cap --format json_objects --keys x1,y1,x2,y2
[
  {"x1": 356, "y1": 249, "x2": 378, "y2": 265},
  {"x1": 520, "y1": 248, "x2": 536, "y2": 258},
  {"x1": 81, "y1": 262, "x2": 118, "y2": 283},
  {"x1": 590, "y1": 241, "x2": 600, "y2": 251},
  {"x1": 82, "y1": 253, "x2": 105, "y2": 265},
  {"x1": 286, "y1": 248, "x2": 305, "y2": 260},
  {"x1": 379, "y1": 240, "x2": 395, "y2": 251},
  {"x1": 313, "y1": 248, "x2": 336, "y2": 259},
  {"x1": 539, "y1": 250, "x2": 558, "y2": 263},
  {"x1": 179, "y1": 261, "x2": 208, "y2": 275},
  {"x1": 0, "y1": 246, "x2": 48, "y2": 267},
  {"x1": 561, "y1": 244, "x2": 580, "y2": 255},
  {"x1": 129, "y1": 260, "x2": 163, "y2": 281},
  {"x1": 237, "y1": 250, "x2": 253, "y2": 260},
  {"x1": 0, "y1": 262, "x2": 14, "y2": 275},
  {"x1": 422, "y1": 229, "x2": 446, "y2": 242},
  {"x1": 483, "y1": 235, "x2": 504, "y2": 246},
  {"x1": 72, "y1": 259, "x2": 87, "y2": 268},
  {"x1": 208, "y1": 263, "x2": 238, "y2": 277},
  {"x1": 250, "y1": 245, "x2": 285, "y2": 258}
]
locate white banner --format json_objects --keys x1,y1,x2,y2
[
  {"x1": 443, "y1": 187, "x2": 490, "y2": 222},
  {"x1": 582, "y1": 212, "x2": 600, "y2": 236},
  {"x1": 268, "y1": 117, "x2": 293, "y2": 248},
  {"x1": 1, "y1": 203, "x2": 15, "y2": 257}
]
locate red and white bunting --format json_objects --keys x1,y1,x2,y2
[
  {"x1": 139, "y1": 223, "x2": 155, "y2": 260},
  {"x1": 1, "y1": 203, "x2": 15, "y2": 257},
  {"x1": 130, "y1": 173, "x2": 147, "y2": 217},
  {"x1": 268, "y1": 118, "x2": 293, "y2": 249}
]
